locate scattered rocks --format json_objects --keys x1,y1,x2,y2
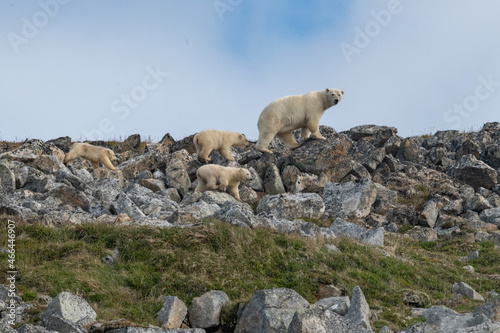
[{"x1": 3, "y1": 125, "x2": 500, "y2": 332}]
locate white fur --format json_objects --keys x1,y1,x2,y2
[
  {"x1": 256, "y1": 88, "x2": 344, "y2": 152},
  {"x1": 64, "y1": 142, "x2": 118, "y2": 171},
  {"x1": 195, "y1": 164, "x2": 252, "y2": 201},
  {"x1": 193, "y1": 129, "x2": 248, "y2": 162}
]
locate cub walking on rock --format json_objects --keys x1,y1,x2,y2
[
  {"x1": 195, "y1": 164, "x2": 252, "y2": 201},
  {"x1": 193, "y1": 129, "x2": 248, "y2": 163},
  {"x1": 256, "y1": 88, "x2": 344, "y2": 153},
  {"x1": 64, "y1": 142, "x2": 118, "y2": 171}
]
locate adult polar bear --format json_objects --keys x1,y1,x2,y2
[
  {"x1": 256, "y1": 88, "x2": 344, "y2": 153},
  {"x1": 64, "y1": 142, "x2": 118, "y2": 171}
]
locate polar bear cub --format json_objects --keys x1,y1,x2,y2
[
  {"x1": 256, "y1": 88, "x2": 344, "y2": 153},
  {"x1": 193, "y1": 129, "x2": 248, "y2": 162},
  {"x1": 64, "y1": 142, "x2": 118, "y2": 171},
  {"x1": 195, "y1": 164, "x2": 252, "y2": 201}
]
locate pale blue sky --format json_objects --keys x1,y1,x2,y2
[{"x1": 1, "y1": 1, "x2": 500, "y2": 142}]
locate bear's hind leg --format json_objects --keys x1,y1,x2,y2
[
  {"x1": 197, "y1": 146, "x2": 212, "y2": 163},
  {"x1": 256, "y1": 131, "x2": 274, "y2": 153},
  {"x1": 102, "y1": 156, "x2": 118, "y2": 171},
  {"x1": 228, "y1": 184, "x2": 241, "y2": 201},
  {"x1": 277, "y1": 132, "x2": 300, "y2": 149},
  {"x1": 196, "y1": 178, "x2": 207, "y2": 192}
]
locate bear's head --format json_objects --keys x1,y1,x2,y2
[
  {"x1": 234, "y1": 133, "x2": 249, "y2": 148},
  {"x1": 325, "y1": 88, "x2": 344, "y2": 106},
  {"x1": 238, "y1": 168, "x2": 252, "y2": 181}
]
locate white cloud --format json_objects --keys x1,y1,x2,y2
[{"x1": 1, "y1": 0, "x2": 500, "y2": 142}]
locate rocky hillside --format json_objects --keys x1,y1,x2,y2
[{"x1": 1, "y1": 123, "x2": 500, "y2": 332}]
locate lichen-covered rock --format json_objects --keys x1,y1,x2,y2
[
  {"x1": 348, "y1": 124, "x2": 397, "y2": 147},
  {"x1": 345, "y1": 286, "x2": 371, "y2": 330},
  {"x1": 323, "y1": 179, "x2": 377, "y2": 219},
  {"x1": 479, "y1": 207, "x2": 500, "y2": 227},
  {"x1": 168, "y1": 201, "x2": 219, "y2": 224},
  {"x1": 452, "y1": 282, "x2": 485, "y2": 302},
  {"x1": 263, "y1": 164, "x2": 286, "y2": 195},
  {"x1": 32, "y1": 155, "x2": 65, "y2": 174},
  {"x1": 290, "y1": 133, "x2": 354, "y2": 181},
  {"x1": 234, "y1": 288, "x2": 309, "y2": 333},
  {"x1": 314, "y1": 296, "x2": 350, "y2": 316},
  {"x1": 419, "y1": 201, "x2": 439, "y2": 228},
  {"x1": 188, "y1": 290, "x2": 230, "y2": 329},
  {"x1": 256, "y1": 193, "x2": 325, "y2": 220},
  {"x1": 156, "y1": 296, "x2": 188, "y2": 329},
  {"x1": 473, "y1": 295, "x2": 500, "y2": 321},
  {"x1": 281, "y1": 165, "x2": 329, "y2": 193},
  {"x1": 42, "y1": 291, "x2": 96, "y2": 331},
  {"x1": 110, "y1": 193, "x2": 146, "y2": 220},
  {"x1": 0, "y1": 162, "x2": 15, "y2": 192},
  {"x1": 0, "y1": 139, "x2": 47, "y2": 162},
  {"x1": 118, "y1": 144, "x2": 169, "y2": 180},
  {"x1": 329, "y1": 218, "x2": 384, "y2": 246},
  {"x1": 288, "y1": 306, "x2": 372, "y2": 333},
  {"x1": 214, "y1": 202, "x2": 269, "y2": 229},
  {"x1": 141, "y1": 178, "x2": 166, "y2": 192},
  {"x1": 447, "y1": 154, "x2": 498, "y2": 190},
  {"x1": 48, "y1": 185, "x2": 92, "y2": 212}
]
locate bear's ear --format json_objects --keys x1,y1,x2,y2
[
  {"x1": 341, "y1": 90, "x2": 344, "y2": 95},
  {"x1": 325, "y1": 88, "x2": 330, "y2": 92},
  {"x1": 239, "y1": 134, "x2": 244, "y2": 140}
]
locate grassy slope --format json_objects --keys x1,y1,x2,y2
[{"x1": 0, "y1": 218, "x2": 499, "y2": 331}]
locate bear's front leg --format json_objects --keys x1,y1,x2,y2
[
  {"x1": 306, "y1": 116, "x2": 326, "y2": 140},
  {"x1": 228, "y1": 185, "x2": 241, "y2": 201},
  {"x1": 219, "y1": 146, "x2": 235, "y2": 161},
  {"x1": 205, "y1": 178, "x2": 218, "y2": 191},
  {"x1": 218, "y1": 178, "x2": 229, "y2": 192}
]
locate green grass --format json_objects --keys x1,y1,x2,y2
[{"x1": 0, "y1": 219, "x2": 499, "y2": 331}]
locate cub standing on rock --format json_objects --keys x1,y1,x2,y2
[
  {"x1": 193, "y1": 129, "x2": 248, "y2": 163},
  {"x1": 195, "y1": 164, "x2": 252, "y2": 201},
  {"x1": 256, "y1": 88, "x2": 344, "y2": 153},
  {"x1": 64, "y1": 142, "x2": 118, "y2": 171}
]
